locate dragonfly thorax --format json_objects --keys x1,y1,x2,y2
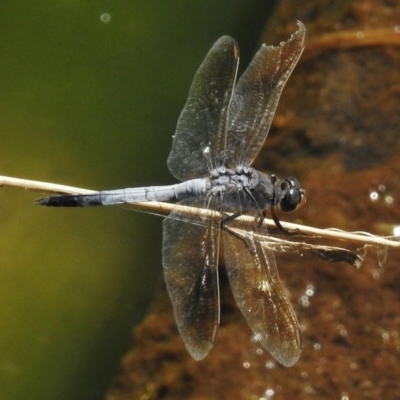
[
  {"x1": 209, "y1": 166, "x2": 259, "y2": 192},
  {"x1": 206, "y1": 167, "x2": 276, "y2": 211}
]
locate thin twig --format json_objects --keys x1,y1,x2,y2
[
  {"x1": 1, "y1": 174, "x2": 399, "y2": 249},
  {"x1": 0, "y1": 175, "x2": 97, "y2": 195}
]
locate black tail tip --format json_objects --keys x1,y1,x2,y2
[
  {"x1": 34, "y1": 194, "x2": 101, "y2": 207},
  {"x1": 35, "y1": 195, "x2": 72, "y2": 207},
  {"x1": 35, "y1": 197, "x2": 50, "y2": 206}
]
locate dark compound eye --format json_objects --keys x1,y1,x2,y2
[{"x1": 279, "y1": 178, "x2": 306, "y2": 212}]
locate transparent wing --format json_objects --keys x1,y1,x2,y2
[
  {"x1": 167, "y1": 36, "x2": 239, "y2": 181},
  {"x1": 222, "y1": 212, "x2": 301, "y2": 367},
  {"x1": 162, "y1": 197, "x2": 222, "y2": 360},
  {"x1": 225, "y1": 21, "x2": 307, "y2": 168}
]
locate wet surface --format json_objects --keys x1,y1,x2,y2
[{"x1": 105, "y1": 2, "x2": 400, "y2": 399}]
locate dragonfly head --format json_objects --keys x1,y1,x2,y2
[{"x1": 278, "y1": 177, "x2": 306, "y2": 212}]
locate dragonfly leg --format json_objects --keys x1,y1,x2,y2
[
  {"x1": 269, "y1": 206, "x2": 287, "y2": 233},
  {"x1": 221, "y1": 210, "x2": 244, "y2": 225},
  {"x1": 270, "y1": 174, "x2": 288, "y2": 234}
]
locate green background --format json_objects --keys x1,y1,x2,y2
[{"x1": 0, "y1": 2, "x2": 275, "y2": 399}]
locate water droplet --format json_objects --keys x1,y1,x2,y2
[
  {"x1": 370, "y1": 191, "x2": 378, "y2": 201},
  {"x1": 393, "y1": 226, "x2": 400, "y2": 236},
  {"x1": 382, "y1": 332, "x2": 390, "y2": 342},
  {"x1": 264, "y1": 388, "x2": 275, "y2": 398},
  {"x1": 384, "y1": 195, "x2": 393, "y2": 206},
  {"x1": 378, "y1": 184, "x2": 386, "y2": 192},
  {"x1": 306, "y1": 285, "x2": 315, "y2": 296},
  {"x1": 100, "y1": 13, "x2": 111, "y2": 23},
  {"x1": 350, "y1": 362, "x2": 358, "y2": 370},
  {"x1": 265, "y1": 360, "x2": 276, "y2": 369}
]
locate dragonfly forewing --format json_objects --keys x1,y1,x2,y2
[
  {"x1": 168, "y1": 36, "x2": 239, "y2": 181},
  {"x1": 162, "y1": 197, "x2": 222, "y2": 360},
  {"x1": 226, "y1": 21, "x2": 307, "y2": 168}
]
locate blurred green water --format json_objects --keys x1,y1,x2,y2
[{"x1": 0, "y1": 1, "x2": 275, "y2": 399}]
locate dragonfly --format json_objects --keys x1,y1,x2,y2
[{"x1": 37, "y1": 22, "x2": 307, "y2": 367}]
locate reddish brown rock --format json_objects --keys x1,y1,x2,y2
[{"x1": 106, "y1": 1, "x2": 400, "y2": 399}]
